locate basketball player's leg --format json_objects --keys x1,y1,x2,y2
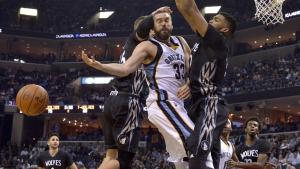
[
  {"x1": 98, "y1": 149, "x2": 119, "y2": 169},
  {"x1": 187, "y1": 98, "x2": 228, "y2": 169},
  {"x1": 210, "y1": 101, "x2": 228, "y2": 169},
  {"x1": 99, "y1": 114, "x2": 136, "y2": 169},
  {"x1": 113, "y1": 95, "x2": 142, "y2": 169},
  {"x1": 99, "y1": 96, "x2": 122, "y2": 169},
  {"x1": 115, "y1": 126, "x2": 141, "y2": 169},
  {"x1": 99, "y1": 112, "x2": 120, "y2": 169},
  {"x1": 147, "y1": 101, "x2": 194, "y2": 169}
]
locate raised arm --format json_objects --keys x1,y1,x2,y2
[{"x1": 175, "y1": 0, "x2": 208, "y2": 37}]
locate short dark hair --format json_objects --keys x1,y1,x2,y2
[
  {"x1": 219, "y1": 12, "x2": 237, "y2": 37},
  {"x1": 47, "y1": 132, "x2": 60, "y2": 140},
  {"x1": 134, "y1": 15, "x2": 147, "y2": 30},
  {"x1": 244, "y1": 117, "x2": 262, "y2": 131}
]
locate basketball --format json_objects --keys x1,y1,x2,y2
[{"x1": 16, "y1": 84, "x2": 49, "y2": 116}]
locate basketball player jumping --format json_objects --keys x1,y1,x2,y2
[
  {"x1": 82, "y1": 8, "x2": 194, "y2": 169},
  {"x1": 37, "y1": 133, "x2": 77, "y2": 169},
  {"x1": 227, "y1": 117, "x2": 271, "y2": 169},
  {"x1": 175, "y1": 0, "x2": 237, "y2": 168}
]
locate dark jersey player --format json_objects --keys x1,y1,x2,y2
[
  {"x1": 228, "y1": 117, "x2": 271, "y2": 169},
  {"x1": 97, "y1": 16, "x2": 149, "y2": 169},
  {"x1": 175, "y1": 0, "x2": 237, "y2": 169},
  {"x1": 82, "y1": 7, "x2": 172, "y2": 169},
  {"x1": 37, "y1": 133, "x2": 77, "y2": 169}
]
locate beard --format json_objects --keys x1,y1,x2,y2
[{"x1": 154, "y1": 27, "x2": 172, "y2": 41}]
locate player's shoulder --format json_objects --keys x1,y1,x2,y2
[
  {"x1": 176, "y1": 36, "x2": 188, "y2": 46},
  {"x1": 256, "y1": 138, "x2": 269, "y2": 144},
  {"x1": 58, "y1": 150, "x2": 70, "y2": 156},
  {"x1": 38, "y1": 151, "x2": 49, "y2": 158},
  {"x1": 138, "y1": 40, "x2": 158, "y2": 51},
  {"x1": 256, "y1": 138, "x2": 271, "y2": 151},
  {"x1": 176, "y1": 35, "x2": 187, "y2": 41},
  {"x1": 235, "y1": 142, "x2": 246, "y2": 151},
  {"x1": 228, "y1": 140, "x2": 235, "y2": 146}
]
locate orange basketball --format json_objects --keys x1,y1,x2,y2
[{"x1": 16, "y1": 84, "x2": 49, "y2": 116}]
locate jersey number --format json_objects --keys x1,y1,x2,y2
[
  {"x1": 245, "y1": 159, "x2": 252, "y2": 163},
  {"x1": 173, "y1": 63, "x2": 184, "y2": 80}
]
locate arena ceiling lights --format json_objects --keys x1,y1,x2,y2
[
  {"x1": 81, "y1": 77, "x2": 114, "y2": 84},
  {"x1": 203, "y1": 6, "x2": 221, "y2": 14},
  {"x1": 19, "y1": 7, "x2": 38, "y2": 16},
  {"x1": 99, "y1": 11, "x2": 114, "y2": 19}
]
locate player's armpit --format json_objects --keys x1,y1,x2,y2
[{"x1": 175, "y1": 0, "x2": 208, "y2": 37}]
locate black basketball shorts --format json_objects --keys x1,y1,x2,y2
[{"x1": 101, "y1": 92, "x2": 142, "y2": 153}]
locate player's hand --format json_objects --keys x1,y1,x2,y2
[
  {"x1": 152, "y1": 6, "x2": 172, "y2": 15},
  {"x1": 177, "y1": 83, "x2": 190, "y2": 100},
  {"x1": 227, "y1": 160, "x2": 238, "y2": 169},
  {"x1": 81, "y1": 50, "x2": 100, "y2": 67}
]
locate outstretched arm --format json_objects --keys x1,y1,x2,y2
[
  {"x1": 82, "y1": 41, "x2": 156, "y2": 77},
  {"x1": 175, "y1": 0, "x2": 208, "y2": 37}
]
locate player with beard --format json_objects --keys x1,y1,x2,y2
[
  {"x1": 82, "y1": 8, "x2": 194, "y2": 169},
  {"x1": 227, "y1": 117, "x2": 271, "y2": 169},
  {"x1": 37, "y1": 133, "x2": 77, "y2": 169},
  {"x1": 95, "y1": 7, "x2": 171, "y2": 169}
]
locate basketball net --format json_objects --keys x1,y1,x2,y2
[{"x1": 254, "y1": 0, "x2": 285, "y2": 25}]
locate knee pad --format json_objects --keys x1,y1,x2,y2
[{"x1": 118, "y1": 150, "x2": 135, "y2": 169}]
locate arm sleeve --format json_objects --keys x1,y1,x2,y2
[{"x1": 65, "y1": 152, "x2": 74, "y2": 166}]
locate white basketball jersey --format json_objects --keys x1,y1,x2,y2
[
  {"x1": 144, "y1": 36, "x2": 186, "y2": 102},
  {"x1": 219, "y1": 139, "x2": 234, "y2": 169}
]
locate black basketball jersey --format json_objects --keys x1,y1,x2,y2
[
  {"x1": 236, "y1": 138, "x2": 271, "y2": 163},
  {"x1": 189, "y1": 25, "x2": 232, "y2": 98},
  {"x1": 37, "y1": 150, "x2": 74, "y2": 169},
  {"x1": 109, "y1": 32, "x2": 147, "y2": 96}
]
